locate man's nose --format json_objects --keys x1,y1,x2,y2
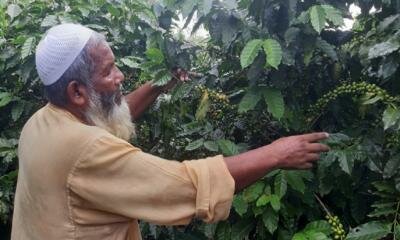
[{"x1": 115, "y1": 67, "x2": 125, "y2": 84}]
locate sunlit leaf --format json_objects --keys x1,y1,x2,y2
[
  {"x1": 346, "y1": 222, "x2": 391, "y2": 240},
  {"x1": 382, "y1": 106, "x2": 400, "y2": 130},
  {"x1": 217, "y1": 139, "x2": 239, "y2": 156},
  {"x1": 195, "y1": 91, "x2": 210, "y2": 120},
  {"x1": 185, "y1": 138, "x2": 204, "y2": 151},
  {"x1": 263, "y1": 39, "x2": 282, "y2": 69},
  {"x1": 321, "y1": 4, "x2": 344, "y2": 26},
  {"x1": 262, "y1": 88, "x2": 285, "y2": 119},
  {"x1": 240, "y1": 39, "x2": 263, "y2": 68},
  {"x1": 21, "y1": 37, "x2": 35, "y2": 59},
  {"x1": 238, "y1": 88, "x2": 262, "y2": 113},
  {"x1": 7, "y1": 4, "x2": 22, "y2": 20},
  {"x1": 262, "y1": 207, "x2": 278, "y2": 234},
  {"x1": 310, "y1": 5, "x2": 326, "y2": 33}
]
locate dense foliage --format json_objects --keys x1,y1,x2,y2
[{"x1": 1, "y1": 0, "x2": 400, "y2": 239}]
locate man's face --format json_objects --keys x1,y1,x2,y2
[
  {"x1": 89, "y1": 42, "x2": 125, "y2": 106},
  {"x1": 83, "y1": 42, "x2": 135, "y2": 141}
]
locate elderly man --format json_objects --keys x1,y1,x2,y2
[{"x1": 11, "y1": 24, "x2": 329, "y2": 240}]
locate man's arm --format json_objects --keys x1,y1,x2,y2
[
  {"x1": 124, "y1": 82, "x2": 165, "y2": 120},
  {"x1": 124, "y1": 69, "x2": 189, "y2": 120},
  {"x1": 224, "y1": 132, "x2": 330, "y2": 192}
]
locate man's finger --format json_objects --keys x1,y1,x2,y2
[
  {"x1": 308, "y1": 143, "x2": 330, "y2": 153},
  {"x1": 299, "y1": 162, "x2": 314, "y2": 169},
  {"x1": 306, "y1": 153, "x2": 320, "y2": 161},
  {"x1": 302, "y1": 132, "x2": 329, "y2": 142}
]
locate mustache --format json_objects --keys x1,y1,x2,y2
[{"x1": 99, "y1": 89, "x2": 122, "y2": 114}]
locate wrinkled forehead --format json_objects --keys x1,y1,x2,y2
[
  {"x1": 89, "y1": 42, "x2": 115, "y2": 70},
  {"x1": 90, "y1": 42, "x2": 114, "y2": 62}
]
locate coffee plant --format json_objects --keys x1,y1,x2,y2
[{"x1": 1, "y1": 0, "x2": 400, "y2": 239}]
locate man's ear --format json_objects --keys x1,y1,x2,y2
[{"x1": 66, "y1": 81, "x2": 89, "y2": 108}]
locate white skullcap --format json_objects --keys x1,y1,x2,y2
[{"x1": 35, "y1": 23, "x2": 93, "y2": 86}]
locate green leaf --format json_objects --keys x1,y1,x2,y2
[
  {"x1": 372, "y1": 181, "x2": 396, "y2": 193},
  {"x1": 215, "y1": 222, "x2": 231, "y2": 240},
  {"x1": 323, "y1": 133, "x2": 351, "y2": 145},
  {"x1": 152, "y1": 69, "x2": 171, "y2": 86},
  {"x1": 378, "y1": 14, "x2": 400, "y2": 32},
  {"x1": 263, "y1": 39, "x2": 282, "y2": 69},
  {"x1": 256, "y1": 194, "x2": 270, "y2": 207},
  {"x1": 305, "y1": 231, "x2": 329, "y2": 240},
  {"x1": 382, "y1": 106, "x2": 400, "y2": 130},
  {"x1": 204, "y1": 141, "x2": 218, "y2": 152},
  {"x1": 368, "y1": 204, "x2": 397, "y2": 217},
  {"x1": 107, "y1": 5, "x2": 120, "y2": 17},
  {"x1": 297, "y1": 10, "x2": 310, "y2": 24},
  {"x1": 262, "y1": 88, "x2": 285, "y2": 119},
  {"x1": 238, "y1": 88, "x2": 262, "y2": 113},
  {"x1": 269, "y1": 194, "x2": 281, "y2": 211},
  {"x1": 395, "y1": 224, "x2": 400, "y2": 238},
  {"x1": 41, "y1": 15, "x2": 58, "y2": 27},
  {"x1": 185, "y1": 138, "x2": 204, "y2": 151},
  {"x1": 200, "y1": 0, "x2": 213, "y2": 15},
  {"x1": 321, "y1": 5, "x2": 344, "y2": 26},
  {"x1": 221, "y1": 0, "x2": 238, "y2": 10},
  {"x1": 292, "y1": 233, "x2": 307, "y2": 240},
  {"x1": 240, "y1": 39, "x2": 263, "y2": 68},
  {"x1": 171, "y1": 81, "x2": 195, "y2": 101},
  {"x1": 7, "y1": 4, "x2": 22, "y2": 20},
  {"x1": 368, "y1": 41, "x2": 400, "y2": 59},
  {"x1": 316, "y1": 38, "x2": 338, "y2": 61},
  {"x1": 274, "y1": 171, "x2": 287, "y2": 198},
  {"x1": 11, "y1": 102, "x2": 24, "y2": 122},
  {"x1": 310, "y1": 5, "x2": 326, "y2": 33},
  {"x1": 196, "y1": 91, "x2": 210, "y2": 120},
  {"x1": 284, "y1": 27, "x2": 301, "y2": 45},
  {"x1": 346, "y1": 221, "x2": 391, "y2": 240},
  {"x1": 231, "y1": 219, "x2": 253, "y2": 240},
  {"x1": 285, "y1": 171, "x2": 305, "y2": 193},
  {"x1": 232, "y1": 195, "x2": 248, "y2": 216},
  {"x1": 120, "y1": 57, "x2": 140, "y2": 68},
  {"x1": 217, "y1": 139, "x2": 239, "y2": 156},
  {"x1": 0, "y1": 92, "x2": 13, "y2": 108},
  {"x1": 243, "y1": 181, "x2": 265, "y2": 202},
  {"x1": 337, "y1": 150, "x2": 353, "y2": 175},
  {"x1": 383, "y1": 154, "x2": 400, "y2": 178},
  {"x1": 361, "y1": 94, "x2": 382, "y2": 105},
  {"x1": 21, "y1": 37, "x2": 35, "y2": 59},
  {"x1": 262, "y1": 207, "x2": 279, "y2": 234},
  {"x1": 146, "y1": 48, "x2": 165, "y2": 64},
  {"x1": 304, "y1": 221, "x2": 332, "y2": 235},
  {"x1": 181, "y1": 0, "x2": 197, "y2": 18}
]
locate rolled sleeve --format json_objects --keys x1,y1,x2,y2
[
  {"x1": 68, "y1": 134, "x2": 235, "y2": 225},
  {"x1": 183, "y1": 156, "x2": 234, "y2": 222}
]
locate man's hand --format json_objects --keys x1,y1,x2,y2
[
  {"x1": 224, "y1": 132, "x2": 330, "y2": 192},
  {"x1": 266, "y1": 132, "x2": 330, "y2": 169},
  {"x1": 162, "y1": 68, "x2": 190, "y2": 92}
]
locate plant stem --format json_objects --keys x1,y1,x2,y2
[
  {"x1": 393, "y1": 200, "x2": 400, "y2": 240},
  {"x1": 314, "y1": 193, "x2": 332, "y2": 217}
]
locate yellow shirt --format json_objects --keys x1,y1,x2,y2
[{"x1": 11, "y1": 104, "x2": 235, "y2": 240}]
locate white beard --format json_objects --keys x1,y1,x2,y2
[{"x1": 85, "y1": 92, "x2": 135, "y2": 141}]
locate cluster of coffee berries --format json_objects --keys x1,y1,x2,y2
[
  {"x1": 326, "y1": 215, "x2": 345, "y2": 239},
  {"x1": 308, "y1": 82, "x2": 397, "y2": 117},
  {"x1": 195, "y1": 85, "x2": 229, "y2": 104},
  {"x1": 195, "y1": 85, "x2": 232, "y2": 119}
]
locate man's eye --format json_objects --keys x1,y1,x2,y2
[{"x1": 103, "y1": 68, "x2": 111, "y2": 77}]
